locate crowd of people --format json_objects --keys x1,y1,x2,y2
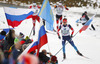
[{"x1": 0, "y1": 29, "x2": 58, "y2": 64}]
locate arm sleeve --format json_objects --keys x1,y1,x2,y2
[
  {"x1": 82, "y1": 13, "x2": 84, "y2": 17},
  {"x1": 37, "y1": 5, "x2": 41, "y2": 9},
  {"x1": 66, "y1": 8, "x2": 69, "y2": 10},
  {"x1": 29, "y1": 6, "x2": 32, "y2": 9},
  {"x1": 69, "y1": 25, "x2": 74, "y2": 35},
  {"x1": 64, "y1": 5, "x2": 69, "y2": 10},
  {"x1": 85, "y1": 15, "x2": 89, "y2": 20}
]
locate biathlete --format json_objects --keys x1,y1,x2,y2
[{"x1": 57, "y1": 18, "x2": 83, "y2": 59}]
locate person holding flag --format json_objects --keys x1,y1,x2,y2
[
  {"x1": 79, "y1": 14, "x2": 96, "y2": 33},
  {"x1": 55, "y1": 2, "x2": 69, "y2": 31},
  {"x1": 57, "y1": 18, "x2": 83, "y2": 59},
  {"x1": 39, "y1": 49, "x2": 52, "y2": 64},
  {"x1": 30, "y1": 3, "x2": 41, "y2": 35},
  {"x1": 80, "y1": 11, "x2": 95, "y2": 30},
  {"x1": 18, "y1": 20, "x2": 48, "y2": 60}
]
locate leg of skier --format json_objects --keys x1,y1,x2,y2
[
  {"x1": 91, "y1": 24, "x2": 95, "y2": 30},
  {"x1": 59, "y1": 15, "x2": 62, "y2": 26},
  {"x1": 62, "y1": 39, "x2": 66, "y2": 59},
  {"x1": 56, "y1": 15, "x2": 60, "y2": 31},
  {"x1": 36, "y1": 15, "x2": 40, "y2": 23},
  {"x1": 33, "y1": 20, "x2": 36, "y2": 35},
  {"x1": 67, "y1": 36, "x2": 83, "y2": 56}
]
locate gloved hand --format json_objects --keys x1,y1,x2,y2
[
  {"x1": 58, "y1": 35, "x2": 61, "y2": 39},
  {"x1": 71, "y1": 34, "x2": 73, "y2": 38},
  {"x1": 76, "y1": 23, "x2": 79, "y2": 26},
  {"x1": 80, "y1": 18, "x2": 81, "y2": 20}
]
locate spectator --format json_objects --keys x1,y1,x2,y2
[
  {"x1": 0, "y1": 31, "x2": 6, "y2": 51},
  {"x1": 0, "y1": 31, "x2": 6, "y2": 40},
  {"x1": 3, "y1": 29, "x2": 16, "y2": 51},
  {"x1": 2, "y1": 51, "x2": 10, "y2": 64},
  {"x1": 0, "y1": 48, "x2": 4, "y2": 64},
  {"x1": 50, "y1": 56, "x2": 58, "y2": 64},
  {"x1": 39, "y1": 49, "x2": 52, "y2": 64},
  {"x1": 12, "y1": 42, "x2": 22, "y2": 61},
  {"x1": 80, "y1": 11, "x2": 95, "y2": 30},
  {"x1": 18, "y1": 32, "x2": 24, "y2": 41}
]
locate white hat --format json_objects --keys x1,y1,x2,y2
[
  {"x1": 50, "y1": 2, "x2": 53, "y2": 5},
  {"x1": 56, "y1": 2, "x2": 59, "y2": 5},
  {"x1": 33, "y1": 3, "x2": 36, "y2": 6}
]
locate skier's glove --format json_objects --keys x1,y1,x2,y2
[
  {"x1": 80, "y1": 18, "x2": 81, "y2": 20},
  {"x1": 71, "y1": 34, "x2": 73, "y2": 38},
  {"x1": 58, "y1": 35, "x2": 61, "y2": 39}
]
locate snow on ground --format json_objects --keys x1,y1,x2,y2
[{"x1": 0, "y1": 6, "x2": 100, "y2": 64}]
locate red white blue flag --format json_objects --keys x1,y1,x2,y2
[
  {"x1": 18, "y1": 21, "x2": 48, "y2": 58},
  {"x1": 4, "y1": 7, "x2": 34, "y2": 28},
  {"x1": 79, "y1": 14, "x2": 96, "y2": 33}
]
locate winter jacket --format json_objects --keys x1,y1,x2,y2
[
  {"x1": 39, "y1": 52, "x2": 50, "y2": 63},
  {"x1": 82, "y1": 13, "x2": 89, "y2": 21},
  {"x1": 3, "y1": 36, "x2": 15, "y2": 51},
  {"x1": 12, "y1": 48, "x2": 22, "y2": 60}
]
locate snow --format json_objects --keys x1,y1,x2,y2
[{"x1": 0, "y1": 6, "x2": 100, "y2": 64}]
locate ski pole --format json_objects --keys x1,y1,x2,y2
[
  {"x1": 29, "y1": 26, "x2": 33, "y2": 38},
  {"x1": 54, "y1": 31, "x2": 79, "y2": 56}
]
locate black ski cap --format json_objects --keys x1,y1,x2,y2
[{"x1": 85, "y1": 11, "x2": 87, "y2": 13}]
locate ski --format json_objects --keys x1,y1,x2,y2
[
  {"x1": 62, "y1": 59, "x2": 66, "y2": 62},
  {"x1": 81, "y1": 55, "x2": 90, "y2": 59},
  {"x1": 77, "y1": 51, "x2": 90, "y2": 59},
  {"x1": 78, "y1": 54, "x2": 90, "y2": 59}
]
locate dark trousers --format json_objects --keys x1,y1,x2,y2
[{"x1": 62, "y1": 36, "x2": 78, "y2": 53}]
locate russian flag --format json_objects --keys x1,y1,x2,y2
[
  {"x1": 4, "y1": 7, "x2": 34, "y2": 28},
  {"x1": 79, "y1": 14, "x2": 96, "y2": 33},
  {"x1": 18, "y1": 21, "x2": 48, "y2": 59}
]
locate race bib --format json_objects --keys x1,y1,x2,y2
[
  {"x1": 56, "y1": 7, "x2": 63, "y2": 13},
  {"x1": 61, "y1": 30, "x2": 69, "y2": 34}
]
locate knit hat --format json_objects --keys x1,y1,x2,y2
[
  {"x1": 51, "y1": 56, "x2": 57, "y2": 62},
  {"x1": 20, "y1": 32, "x2": 24, "y2": 38},
  {"x1": 33, "y1": 3, "x2": 36, "y2": 6},
  {"x1": 63, "y1": 18, "x2": 67, "y2": 23},
  {"x1": 0, "y1": 31, "x2": 6, "y2": 36}
]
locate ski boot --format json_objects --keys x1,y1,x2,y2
[
  {"x1": 77, "y1": 51, "x2": 83, "y2": 56},
  {"x1": 63, "y1": 53, "x2": 66, "y2": 59},
  {"x1": 33, "y1": 30, "x2": 35, "y2": 35},
  {"x1": 53, "y1": 29, "x2": 56, "y2": 32}
]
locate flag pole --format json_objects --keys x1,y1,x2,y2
[
  {"x1": 47, "y1": 42, "x2": 51, "y2": 53},
  {"x1": 29, "y1": 26, "x2": 33, "y2": 38}
]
